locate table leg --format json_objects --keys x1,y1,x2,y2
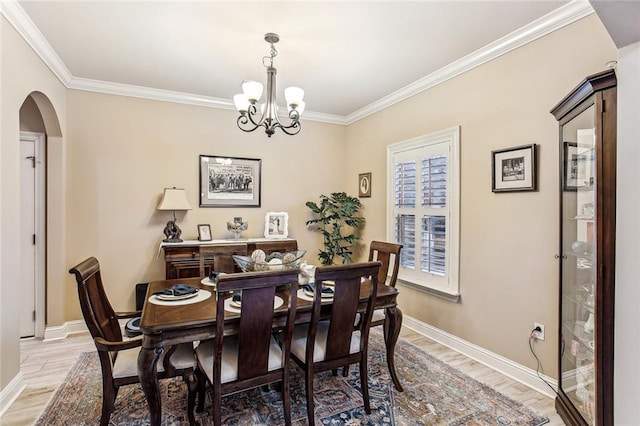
[
  {"x1": 138, "y1": 346, "x2": 163, "y2": 426},
  {"x1": 383, "y1": 306, "x2": 404, "y2": 392}
]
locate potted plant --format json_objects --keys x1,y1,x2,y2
[{"x1": 305, "y1": 192, "x2": 365, "y2": 265}]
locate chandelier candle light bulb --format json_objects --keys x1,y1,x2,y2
[{"x1": 234, "y1": 32, "x2": 305, "y2": 137}]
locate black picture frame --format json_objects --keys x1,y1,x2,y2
[
  {"x1": 563, "y1": 142, "x2": 594, "y2": 191},
  {"x1": 491, "y1": 144, "x2": 537, "y2": 193},
  {"x1": 199, "y1": 155, "x2": 261, "y2": 207}
]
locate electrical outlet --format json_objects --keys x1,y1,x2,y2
[{"x1": 533, "y1": 322, "x2": 545, "y2": 341}]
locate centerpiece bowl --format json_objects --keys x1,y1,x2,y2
[{"x1": 233, "y1": 250, "x2": 306, "y2": 272}]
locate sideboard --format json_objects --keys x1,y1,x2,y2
[{"x1": 159, "y1": 238, "x2": 298, "y2": 279}]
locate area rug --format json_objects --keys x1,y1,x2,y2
[{"x1": 35, "y1": 329, "x2": 549, "y2": 425}]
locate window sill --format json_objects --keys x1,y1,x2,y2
[{"x1": 397, "y1": 278, "x2": 461, "y2": 303}]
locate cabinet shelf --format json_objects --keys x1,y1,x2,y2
[
  {"x1": 563, "y1": 293, "x2": 595, "y2": 314},
  {"x1": 562, "y1": 320, "x2": 595, "y2": 354}
]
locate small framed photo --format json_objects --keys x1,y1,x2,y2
[
  {"x1": 197, "y1": 224, "x2": 212, "y2": 241},
  {"x1": 491, "y1": 144, "x2": 537, "y2": 193},
  {"x1": 563, "y1": 141, "x2": 594, "y2": 191},
  {"x1": 358, "y1": 172, "x2": 372, "y2": 198},
  {"x1": 199, "y1": 155, "x2": 261, "y2": 207},
  {"x1": 264, "y1": 212, "x2": 289, "y2": 239}
]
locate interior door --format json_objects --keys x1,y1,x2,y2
[{"x1": 20, "y1": 137, "x2": 37, "y2": 337}]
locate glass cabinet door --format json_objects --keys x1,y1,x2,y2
[{"x1": 560, "y1": 103, "x2": 596, "y2": 424}]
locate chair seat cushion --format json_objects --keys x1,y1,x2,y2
[
  {"x1": 291, "y1": 321, "x2": 360, "y2": 363},
  {"x1": 196, "y1": 335, "x2": 284, "y2": 384},
  {"x1": 112, "y1": 343, "x2": 196, "y2": 379},
  {"x1": 371, "y1": 308, "x2": 386, "y2": 324}
]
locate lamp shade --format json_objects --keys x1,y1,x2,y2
[
  {"x1": 157, "y1": 188, "x2": 192, "y2": 211},
  {"x1": 241, "y1": 80, "x2": 264, "y2": 103},
  {"x1": 284, "y1": 86, "x2": 304, "y2": 106},
  {"x1": 233, "y1": 94, "x2": 250, "y2": 113}
]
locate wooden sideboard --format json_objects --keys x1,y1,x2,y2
[{"x1": 160, "y1": 238, "x2": 298, "y2": 279}]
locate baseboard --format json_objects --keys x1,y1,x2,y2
[
  {"x1": 403, "y1": 315, "x2": 558, "y2": 398},
  {"x1": 0, "y1": 371, "x2": 25, "y2": 417},
  {"x1": 43, "y1": 320, "x2": 87, "y2": 341}
]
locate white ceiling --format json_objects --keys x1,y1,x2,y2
[{"x1": 6, "y1": 0, "x2": 598, "y2": 123}]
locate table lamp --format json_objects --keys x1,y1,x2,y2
[{"x1": 157, "y1": 187, "x2": 192, "y2": 242}]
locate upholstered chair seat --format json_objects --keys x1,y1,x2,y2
[
  {"x1": 291, "y1": 321, "x2": 361, "y2": 363},
  {"x1": 195, "y1": 335, "x2": 284, "y2": 384},
  {"x1": 111, "y1": 342, "x2": 197, "y2": 379}
]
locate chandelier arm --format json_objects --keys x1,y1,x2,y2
[
  {"x1": 288, "y1": 110, "x2": 300, "y2": 123},
  {"x1": 245, "y1": 104, "x2": 266, "y2": 127},
  {"x1": 237, "y1": 115, "x2": 261, "y2": 133},
  {"x1": 276, "y1": 122, "x2": 302, "y2": 136}
]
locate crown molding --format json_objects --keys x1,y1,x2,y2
[
  {"x1": 2, "y1": 0, "x2": 592, "y2": 126},
  {"x1": 344, "y1": 0, "x2": 595, "y2": 124},
  {"x1": 68, "y1": 77, "x2": 233, "y2": 109}
]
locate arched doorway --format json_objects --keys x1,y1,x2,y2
[{"x1": 19, "y1": 92, "x2": 62, "y2": 338}]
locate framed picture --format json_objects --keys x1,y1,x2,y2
[
  {"x1": 264, "y1": 211, "x2": 289, "y2": 239},
  {"x1": 199, "y1": 155, "x2": 261, "y2": 207},
  {"x1": 358, "y1": 172, "x2": 372, "y2": 198},
  {"x1": 491, "y1": 144, "x2": 537, "y2": 193},
  {"x1": 197, "y1": 224, "x2": 212, "y2": 241},
  {"x1": 563, "y1": 141, "x2": 594, "y2": 191}
]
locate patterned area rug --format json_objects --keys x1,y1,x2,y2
[{"x1": 36, "y1": 330, "x2": 549, "y2": 425}]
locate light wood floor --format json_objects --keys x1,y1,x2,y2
[{"x1": 1, "y1": 328, "x2": 565, "y2": 425}]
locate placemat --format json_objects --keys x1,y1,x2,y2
[
  {"x1": 224, "y1": 295, "x2": 284, "y2": 313},
  {"x1": 148, "y1": 289, "x2": 212, "y2": 306}
]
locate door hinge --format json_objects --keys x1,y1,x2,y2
[
  {"x1": 33, "y1": 310, "x2": 36, "y2": 321},
  {"x1": 32, "y1": 234, "x2": 36, "y2": 245}
]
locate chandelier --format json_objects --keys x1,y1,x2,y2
[{"x1": 233, "y1": 33, "x2": 305, "y2": 137}]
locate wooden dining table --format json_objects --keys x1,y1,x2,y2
[{"x1": 137, "y1": 274, "x2": 403, "y2": 426}]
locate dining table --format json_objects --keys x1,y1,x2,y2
[{"x1": 137, "y1": 273, "x2": 403, "y2": 426}]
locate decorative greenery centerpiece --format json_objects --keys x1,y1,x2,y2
[{"x1": 305, "y1": 192, "x2": 365, "y2": 265}]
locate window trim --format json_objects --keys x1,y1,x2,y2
[{"x1": 386, "y1": 126, "x2": 460, "y2": 297}]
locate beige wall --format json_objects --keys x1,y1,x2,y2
[
  {"x1": 345, "y1": 14, "x2": 616, "y2": 373},
  {"x1": 1, "y1": 16, "x2": 67, "y2": 389},
  {"x1": 64, "y1": 90, "x2": 345, "y2": 319}
]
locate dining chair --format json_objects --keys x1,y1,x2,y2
[
  {"x1": 198, "y1": 243, "x2": 248, "y2": 276},
  {"x1": 69, "y1": 257, "x2": 200, "y2": 426},
  {"x1": 254, "y1": 240, "x2": 298, "y2": 254},
  {"x1": 192, "y1": 269, "x2": 299, "y2": 426},
  {"x1": 290, "y1": 261, "x2": 381, "y2": 425},
  {"x1": 344, "y1": 241, "x2": 403, "y2": 380},
  {"x1": 367, "y1": 241, "x2": 402, "y2": 328}
]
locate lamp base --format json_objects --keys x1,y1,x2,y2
[{"x1": 162, "y1": 220, "x2": 183, "y2": 243}]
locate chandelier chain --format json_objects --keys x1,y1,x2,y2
[{"x1": 262, "y1": 43, "x2": 278, "y2": 69}]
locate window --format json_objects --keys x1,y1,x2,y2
[{"x1": 387, "y1": 127, "x2": 460, "y2": 298}]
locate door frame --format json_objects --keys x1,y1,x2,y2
[{"x1": 20, "y1": 131, "x2": 46, "y2": 338}]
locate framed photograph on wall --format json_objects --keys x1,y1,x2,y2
[
  {"x1": 264, "y1": 211, "x2": 289, "y2": 239},
  {"x1": 199, "y1": 155, "x2": 261, "y2": 207},
  {"x1": 491, "y1": 144, "x2": 537, "y2": 193},
  {"x1": 358, "y1": 172, "x2": 372, "y2": 198},
  {"x1": 197, "y1": 224, "x2": 212, "y2": 241},
  {"x1": 563, "y1": 141, "x2": 594, "y2": 191}
]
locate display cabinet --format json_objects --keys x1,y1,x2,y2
[{"x1": 550, "y1": 69, "x2": 616, "y2": 425}]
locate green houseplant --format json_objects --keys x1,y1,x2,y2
[{"x1": 305, "y1": 192, "x2": 365, "y2": 265}]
